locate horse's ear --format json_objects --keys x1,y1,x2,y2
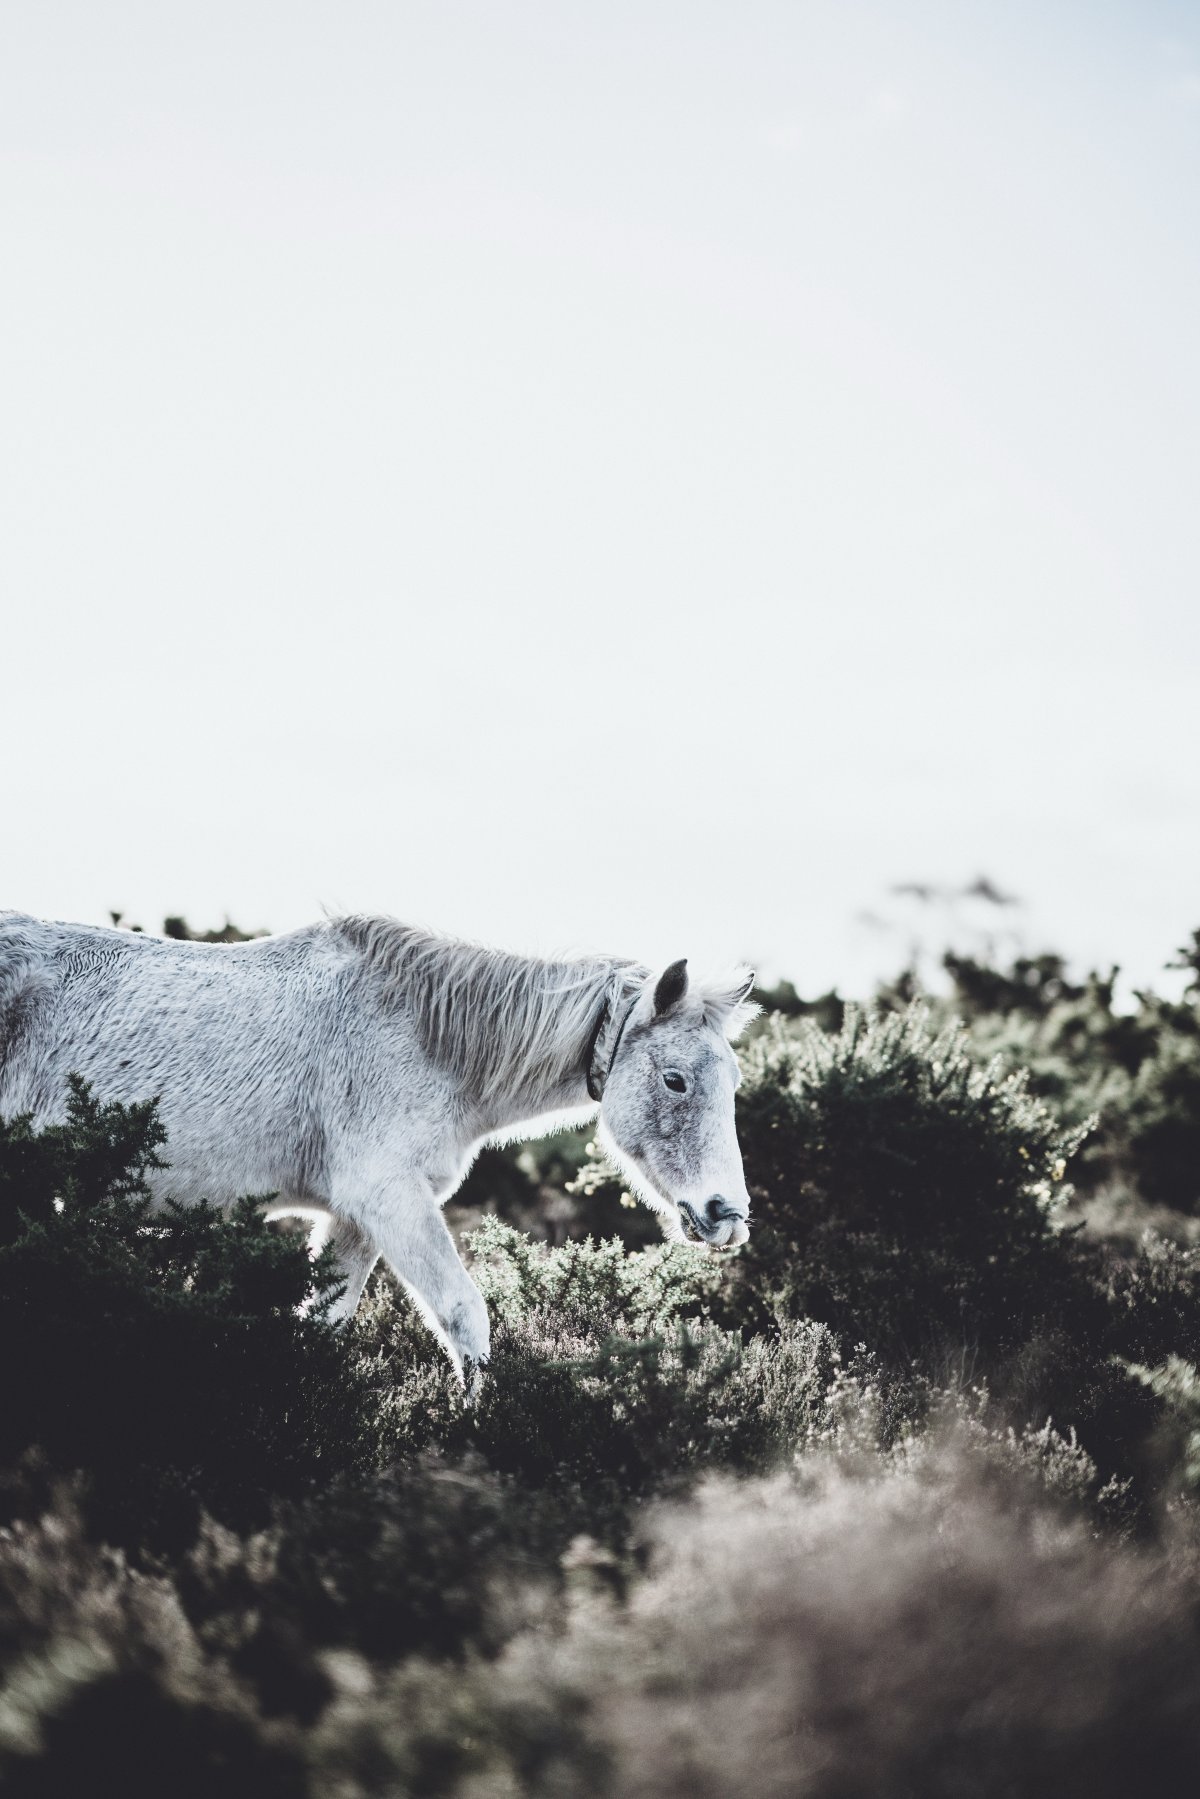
[
  {"x1": 702, "y1": 967, "x2": 759, "y2": 1040},
  {"x1": 731, "y1": 970, "x2": 756, "y2": 1006},
  {"x1": 653, "y1": 958, "x2": 689, "y2": 1016}
]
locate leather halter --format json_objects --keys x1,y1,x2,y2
[{"x1": 584, "y1": 991, "x2": 639, "y2": 1102}]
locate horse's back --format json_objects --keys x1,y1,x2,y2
[{"x1": 0, "y1": 915, "x2": 343, "y2": 1201}]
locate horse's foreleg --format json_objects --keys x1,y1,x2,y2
[{"x1": 354, "y1": 1193, "x2": 490, "y2": 1393}]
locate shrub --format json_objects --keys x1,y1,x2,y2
[
  {"x1": 172, "y1": 1454, "x2": 587, "y2": 1694},
  {"x1": 0, "y1": 1494, "x2": 308, "y2": 1798},
  {"x1": 468, "y1": 1222, "x2": 842, "y2": 1495},
  {"x1": 8, "y1": 939, "x2": 1200, "y2": 1794},
  {"x1": 0, "y1": 1081, "x2": 391, "y2": 1548},
  {"x1": 491, "y1": 1453, "x2": 1200, "y2": 1799},
  {"x1": 1122, "y1": 1028, "x2": 1200, "y2": 1213},
  {"x1": 725, "y1": 1004, "x2": 1094, "y2": 1364},
  {"x1": 1126, "y1": 1357, "x2": 1200, "y2": 1497},
  {"x1": 1107, "y1": 1233, "x2": 1200, "y2": 1368},
  {"x1": 349, "y1": 1220, "x2": 847, "y2": 1543},
  {"x1": 297, "y1": 1447, "x2": 1200, "y2": 1797},
  {"x1": 946, "y1": 947, "x2": 1200, "y2": 1218},
  {"x1": 448, "y1": 1129, "x2": 664, "y2": 1248}
]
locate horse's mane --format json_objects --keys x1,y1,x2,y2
[{"x1": 332, "y1": 915, "x2": 645, "y2": 1105}]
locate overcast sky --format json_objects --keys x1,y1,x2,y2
[{"x1": 2, "y1": 1, "x2": 1198, "y2": 995}]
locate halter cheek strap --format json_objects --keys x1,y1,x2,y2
[{"x1": 584, "y1": 991, "x2": 639, "y2": 1101}]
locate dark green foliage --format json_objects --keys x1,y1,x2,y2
[
  {"x1": 749, "y1": 974, "x2": 845, "y2": 1034},
  {"x1": 0, "y1": 1081, "x2": 388, "y2": 1548},
  {"x1": 1120, "y1": 1027, "x2": 1200, "y2": 1212},
  {"x1": 727, "y1": 1004, "x2": 1092, "y2": 1362},
  {"x1": 162, "y1": 916, "x2": 268, "y2": 943},
  {"x1": 2, "y1": 1673, "x2": 307, "y2": 1799},
  {"x1": 0, "y1": 1497, "x2": 310, "y2": 1797},
  {"x1": 349, "y1": 1220, "x2": 843, "y2": 1542},
  {"x1": 944, "y1": 948, "x2": 1091, "y2": 1020},
  {"x1": 713, "y1": 1003, "x2": 1195, "y2": 1490},
  {"x1": 1108, "y1": 1234, "x2": 1200, "y2": 1369},
  {"x1": 469, "y1": 1293, "x2": 835, "y2": 1519},
  {"x1": 4, "y1": 1450, "x2": 1199, "y2": 1799},
  {"x1": 448, "y1": 1128, "x2": 664, "y2": 1248},
  {"x1": 946, "y1": 948, "x2": 1200, "y2": 1213},
  {"x1": 0, "y1": 1074, "x2": 168, "y2": 1250},
  {"x1": 177, "y1": 1456, "x2": 583, "y2": 1676}
]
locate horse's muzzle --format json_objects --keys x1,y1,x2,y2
[{"x1": 680, "y1": 1196, "x2": 750, "y2": 1249}]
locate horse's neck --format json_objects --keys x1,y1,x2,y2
[
  {"x1": 475, "y1": 1069, "x2": 596, "y2": 1143},
  {"x1": 468, "y1": 1027, "x2": 598, "y2": 1142},
  {"x1": 464, "y1": 956, "x2": 634, "y2": 1141}
]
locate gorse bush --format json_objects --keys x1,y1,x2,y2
[
  {"x1": 0, "y1": 1495, "x2": 311, "y2": 1798},
  {"x1": 945, "y1": 946, "x2": 1200, "y2": 1217},
  {"x1": 0, "y1": 1079, "x2": 390, "y2": 1548},
  {"x1": 0, "y1": 1080, "x2": 857, "y2": 1553},
  {"x1": 728, "y1": 1003, "x2": 1091, "y2": 1360},
  {"x1": 469, "y1": 1215, "x2": 724, "y2": 1339}
]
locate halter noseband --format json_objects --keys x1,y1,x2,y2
[{"x1": 584, "y1": 991, "x2": 639, "y2": 1102}]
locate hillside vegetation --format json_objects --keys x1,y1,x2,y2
[{"x1": 3, "y1": 931, "x2": 1200, "y2": 1795}]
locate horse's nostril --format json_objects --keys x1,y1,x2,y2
[{"x1": 705, "y1": 1195, "x2": 738, "y2": 1224}]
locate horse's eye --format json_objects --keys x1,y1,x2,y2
[{"x1": 663, "y1": 1071, "x2": 687, "y2": 1095}]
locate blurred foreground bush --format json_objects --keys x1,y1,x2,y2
[{"x1": 3, "y1": 1440, "x2": 1200, "y2": 1797}]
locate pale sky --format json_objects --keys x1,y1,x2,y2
[{"x1": 2, "y1": 1, "x2": 1198, "y2": 995}]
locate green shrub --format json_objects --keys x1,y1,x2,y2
[
  {"x1": 0, "y1": 1080, "x2": 391, "y2": 1548},
  {"x1": 0, "y1": 1493, "x2": 308, "y2": 1797},
  {"x1": 468, "y1": 1222, "x2": 841, "y2": 1496},
  {"x1": 301, "y1": 1448, "x2": 1200, "y2": 1797},
  {"x1": 468, "y1": 1215, "x2": 724, "y2": 1339},
  {"x1": 1107, "y1": 1233, "x2": 1200, "y2": 1368},
  {"x1": 726, "y1": 1004, "x2": 1093, "y2": 1363},
  {"x1": 470, "y1": 1452, "x2": 1200, "y2": 1799},
  {"x1": 1122, "y1": 1029, "x2": 1200, "y2": 1213},
  {"x1": 946, "y1": 947, "x2": 1200, "y2": 1217},
  {"x1": 448, "y1": 1129, "x2": 665, "y2": 1248},
  {"x1": 174, "y1": 1455, "x2": 586, "y2": 1685},
  {"x1": 348, "y1": 1220, "x2": 847, "y2": 1544},
  {"x1": 11, "y1": 1438, "x2": 1190, "y2": 1799}
]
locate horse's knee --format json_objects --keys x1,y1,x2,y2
[{"x1": 444, "y1": 1286, "x2": 490, "y2": 1371}]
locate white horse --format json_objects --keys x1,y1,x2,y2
[{"x1": 0, "y1": 912, "x2": 757, "y2": 1382}]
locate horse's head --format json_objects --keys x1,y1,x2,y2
[{"x1": 594, "y1": 959, "x2": 758, "y2": 1249}]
